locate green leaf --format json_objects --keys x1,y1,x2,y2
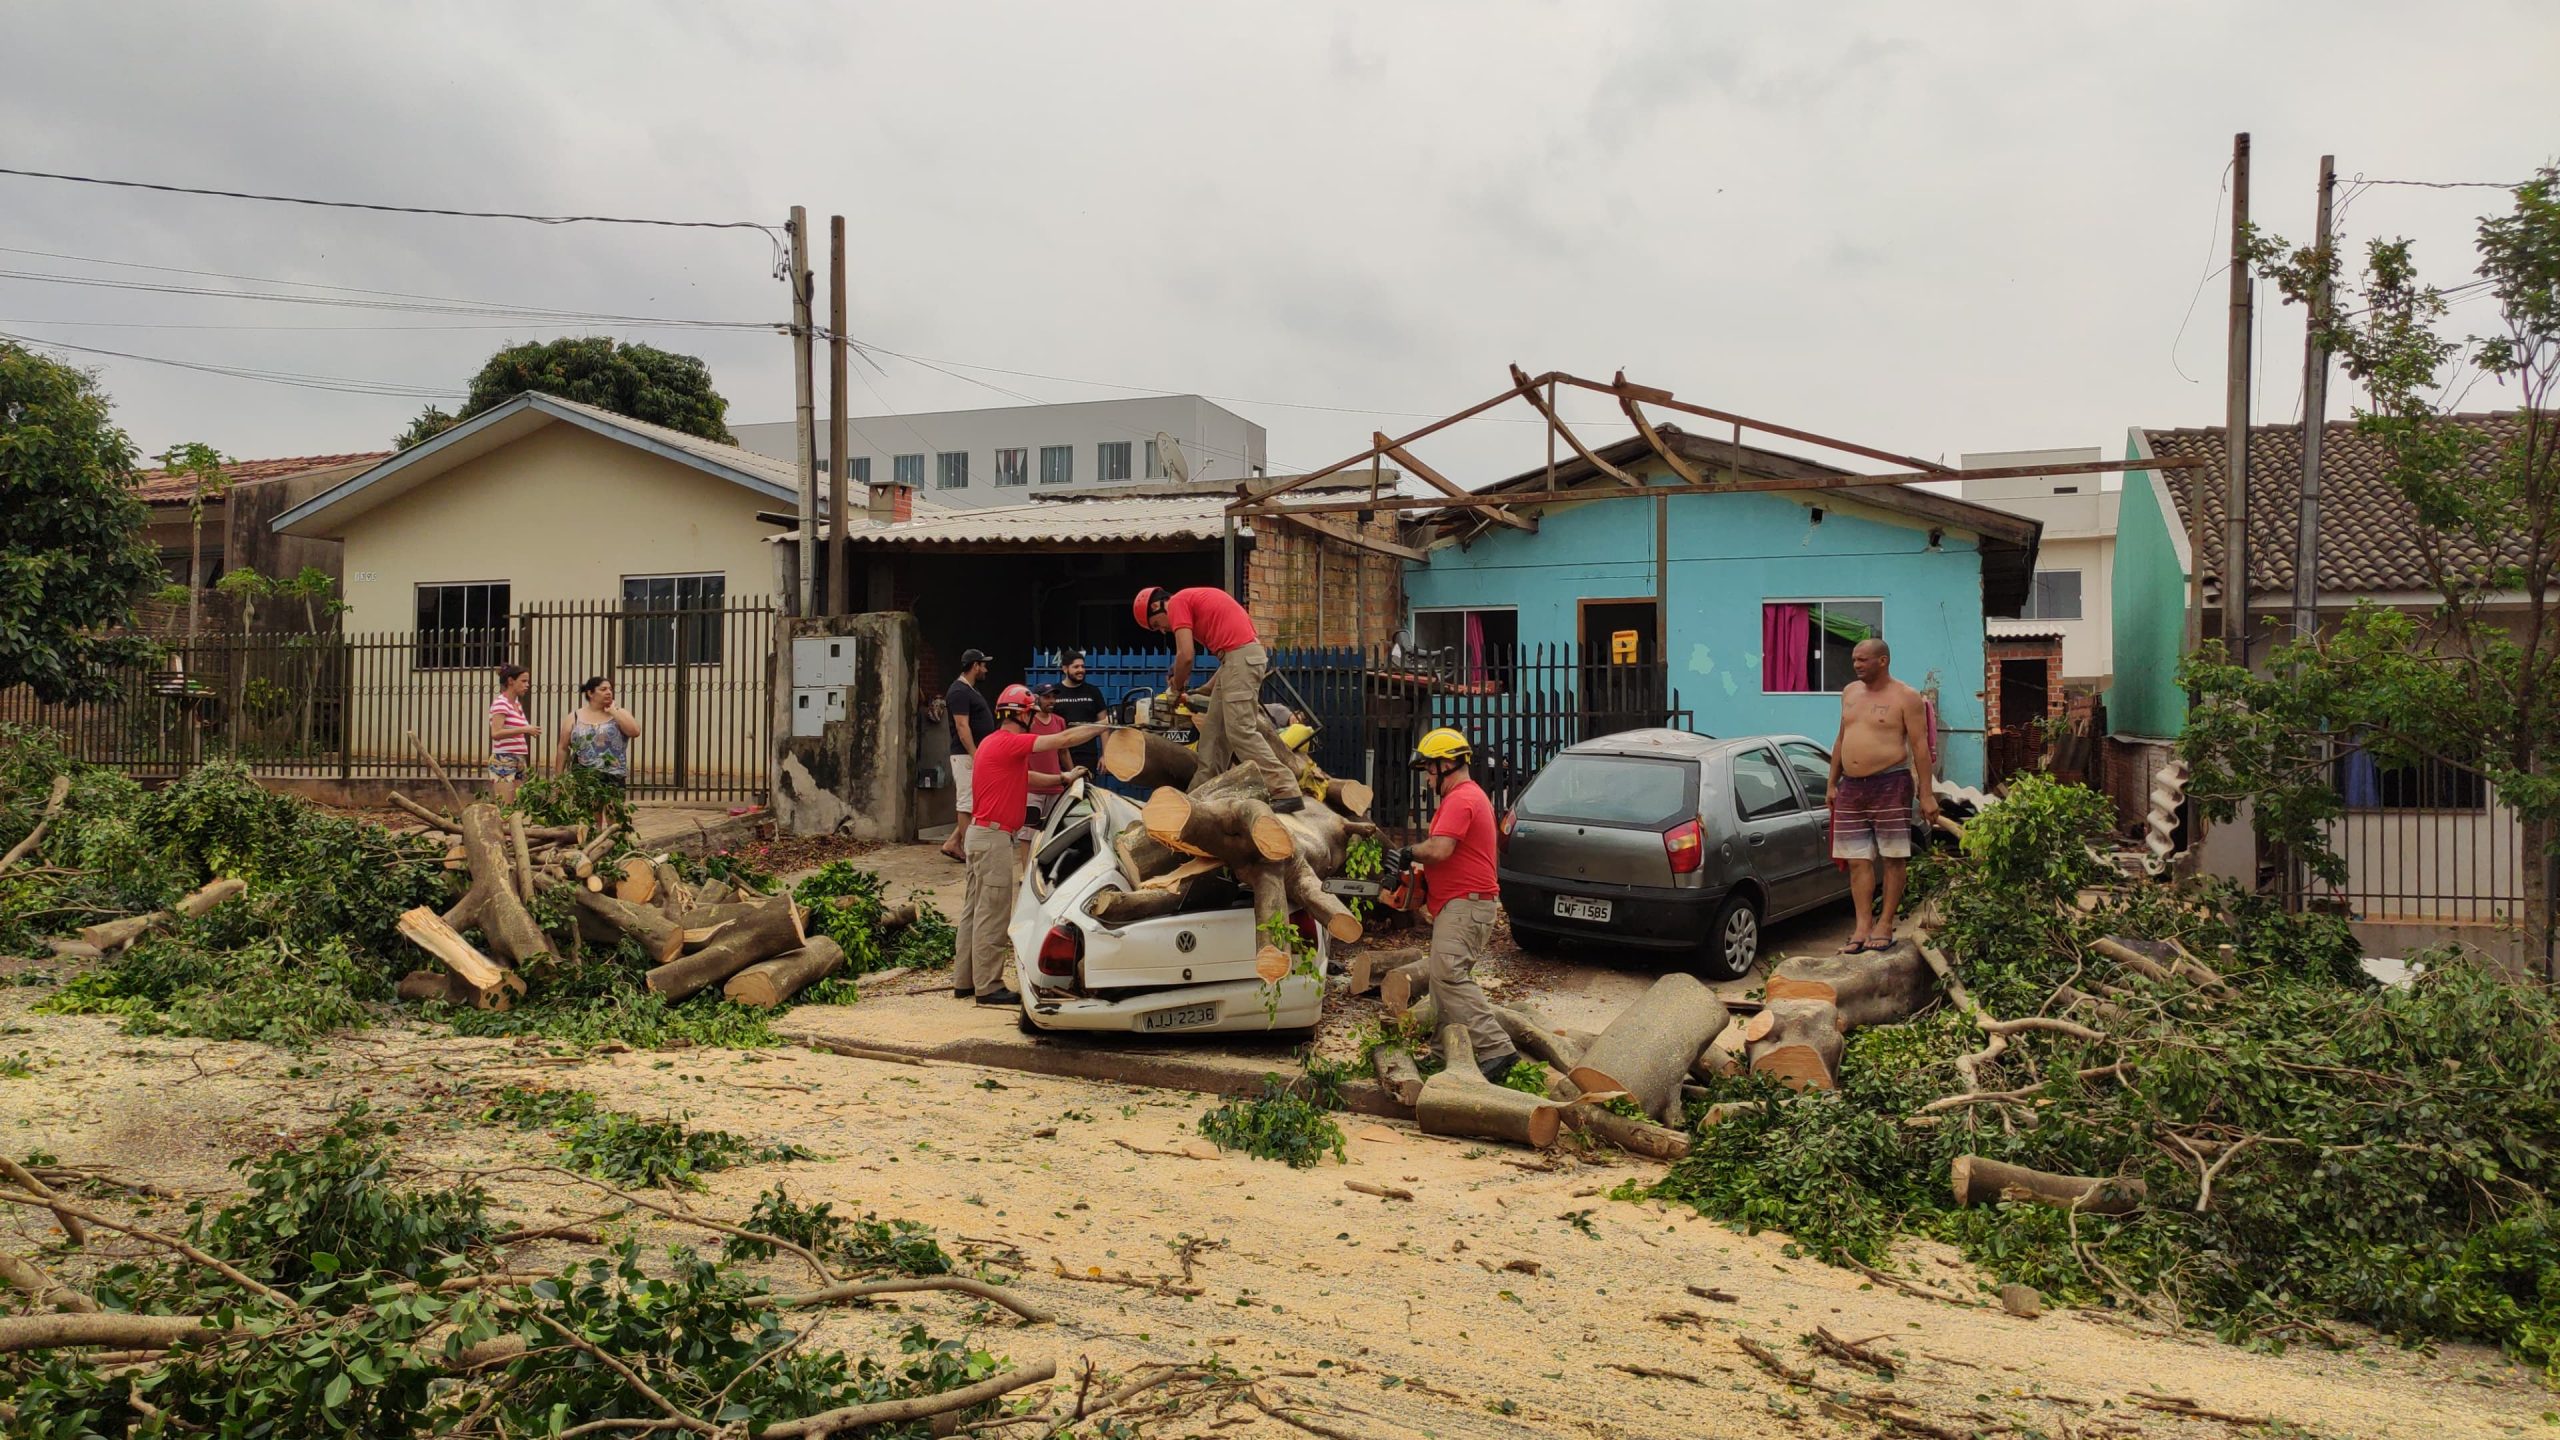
[{"x1": 322, "y1": 1372, "x2": 352, "y2": 1410}]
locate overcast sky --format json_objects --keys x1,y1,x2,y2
[{"x1": 2, "y1": 2, "x2": 2550, "y2": 487}]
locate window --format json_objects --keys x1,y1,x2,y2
[
  {"x1": 893, "y1": 453, "x2": 924, "y2": 487},
  {"x1": 993, "y1": 448, "x2": 1029, "y2": 487},
  {"x1": 621, "y1": 573, "x2": 726, "y2": 666},
  {"x1": 935, "y1": 451, "x2": 969, "y2": 489},
  {"x1": 849, "y1": 457, "x2": 871, "y2": 485},
  {"x1": 2021, "y1": 570, "x2": 2083, "y2": 621},
  {"x1": 159, "y1": 547, "x2": 225, "y2": 587},
  {"x1": 1761, "y1": 599, "x2": 1882, "y2": 693},
  {"x1": 2337, "y1": 749, "x2": 2488, "y2": 812},
  {"x1": 1412, "y1": 608, "x2": 1518, "y2": 685},
  {"x1": 1039, "y1": 445, "x2": 1074, "y2": 485},
  {"x1": 414, "y1": 582, "x2": 511, "y2": 670},
  {"x1": 1730, "y1": 745, "x2": 1803, "y2": 820},
  {"x1": 1778, "y1": 741, "x2": 1832, "y2": 807},
  {"x1": 1514, "y1": 754, "x2": 1697, "y2": 828},
  {"x1": 1097, "y1": 441, "x2": 1132, "y2": 482},
  {"x1": 1145, "y1": 439, "x2": 1162, "y2": 478}
]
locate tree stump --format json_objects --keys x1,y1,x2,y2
[
  {"x1": 1743, "y1": 998, "x2": 1846, "y2": 1090},
  {"x1": 1763, "y1": 941, "x2": 1936, "y2": 1030},
  {"x1": 1567, "y1": 973, "x2": 1731, "y2": 1122}
]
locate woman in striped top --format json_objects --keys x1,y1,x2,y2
[{"x1": 486, "y1": 663, "x2": 540, "y2": 801}]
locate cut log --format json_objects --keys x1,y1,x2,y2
[
  {"x1": 0, "y1": 1249, "x2": 97, "y2": 1313},
  {"x1": 395, "y1": 970, "x2": 466, "y2": 1004},
  {"x1": 1693, "y1": 1019, "x2": 1749, "y2": 1080},
  {"x1": 1381, "y1": 960, "x2": 1430, "y2": 1016},
  {"x1": 0, "y1": 774, "x2": 71, "y2": 874},
  {"x1": 1284, "y1": 858, "x2": 1361, "y2": 944},
  {"x1": 723, "y1": 937, "x2": 848, "y2": 1008},
  {"x1": 614, "y1": 857, "x2": 658, "y2": 905},
  {"x1": 1490, "y1": 1002, "x2": 1585, "y2": 1071},
  {"x1": 1743, "y1": 998, "x2": 1846, "y2": 1091},
  {"x1": 506, "y1": 813, "x2": 537, "y2": 906},
  {"x1": 396, "y1": 905, "x2": 526, "y2": 1010},
  {"x1": 1346, "y1": 946, "x2": 1425, "y2": 996},
  {"x1": 1567, "y1": 973, "x2": 1731, "y2": 1122},
  {"x1": 70, "y1": 877, "x2": 247, "y2": 955},
  {"x1": 1089, "y1": 887, "x2": 1189, "y2": 927},
  {"x1": 675, "y1": 901, "x2": 769, "y2": 930},
  {"x1": 644, "y1": 898, "x2": 803, "y2": 1001},
  {"x1": 1415, "y1": 1024, "x2": 1562, "y2": 1148},
  {"x1": 1112, "y1": 821, "x2": 1189, "y2": 887},
  {"x1": 1763, "y1": 941, "x2": 1936, "y2": 1030},
  {"x1": 444, "y1": 804, "x2": 552, "y2": 968},
  {"x1": 575, "y1": 889, "x2": 689, "y2": 964},
  {"x1": 694, "y1": 880, "x2": 736, "y2": 908},
  {"x1": 1371, "y1": 1046, "x2": 1425, "y2": 1108},
  {"x1": 1142, "y1": 786, "x2": 1293, "y2": 864},
  {"x1": 1103, "y1": 728, "x2": 1200, "y2": 791},
  {"x1": 1949, "y1": 1155, "x2": 2146, "y2": 1216},
  {"x1": 651, "y1": 861, "x2": 690, "y2": 922},
  {"x1": 1325, "y1": 777, "x2": 1374, "y2": 821},
  {"x1": 1248, "y1": 866, "x2": 1293, "y2": 983}
]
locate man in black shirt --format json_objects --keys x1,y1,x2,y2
[
  {"x1": 938, "y1": 648, "x2": 995, "y2": 862},
  {"x1": 1047, "y1": 650, "x2": 1107, "y2": 775}
]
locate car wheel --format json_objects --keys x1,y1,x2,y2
[
  {"x1": 1698, "y1": 890, "x2": 1762, "y2": 982},
  {"x1": 1015, "y1": 1005, "x2": 1043, "y2": 1036}
]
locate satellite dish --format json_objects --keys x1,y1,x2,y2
[{"x1": 1154, "y1": 430, "x2": 1191, "y2": 484}]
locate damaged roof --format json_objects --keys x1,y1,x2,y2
[{"x1": 132, "y1": 452, "x2": 389, "y2": 503}]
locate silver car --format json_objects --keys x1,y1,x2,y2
[{"x1": 1496, "y1": 730, "x2": 1849, "y2": 980}]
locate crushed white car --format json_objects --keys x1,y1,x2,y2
[{"x1": 1008, "y1": 779, "x2": 1329, "y2": 1037}]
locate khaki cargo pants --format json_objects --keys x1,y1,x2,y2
[
  {"x1": 1197, "y1": 642, "x2": 1298, "y2": 803},
  {"x1": 1427, "y1": 896, "x2": 1515, "y2": 1068},
  {"x1": 957, "y1": 822, "x2": 1016, "y2": 996}
]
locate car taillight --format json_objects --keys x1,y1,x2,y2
[
  {"x1": 1498, "y1": 809, "x2": 1516, "y2": 851},
  {"x1": 1036, "y1": 924, "x2": 1083, "y2": 978},
  {"x1": 1664, "y1": 817, "x2": 1705, "y2": 875}
]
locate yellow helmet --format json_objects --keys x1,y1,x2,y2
[{"x1": 1409, "y1": 727, "x2": 1473, "y2": 767}]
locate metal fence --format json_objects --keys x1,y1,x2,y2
[
  {"x1": 2298, "y1": 756, "x2": 2529, "y2": 926},
  {"x1": 1032, "y1": 641, "x2": 1693, "y2": 834},
  {"x1": 0, "y1": 596, "x2": 775, "y2": 804}
]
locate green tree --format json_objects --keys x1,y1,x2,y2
[
  {"x1": 0, "y1": 342, "x2": 163, "y2": 702},
  {"x1": 2181, "y1": 167, "x2": 2560, "y2": 965},
  {"x1": 159, "y1": 440, "x2": 229, "y2": 640},
  {"x1": 397, "y1": 337, "x2": 734, "y2": 449}
]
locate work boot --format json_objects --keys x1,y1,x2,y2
[
  {"x1": 1268, "y1": 794, "x2": 1306, "y2": 815},
  {"x1": 975, "y1": 987, "x2": 1023, "y2": 1008},
  {"x1": 1478, "y1": 1051, "x2": 1520, "y2": 1086}
]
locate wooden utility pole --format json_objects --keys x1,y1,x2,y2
[
  {"x1": 2221, "y1": 133, "x2": 2254, "y2": 665},
  {"x1": 788, "y1": 205, "x2": 817, "y2": 617},
  {"x1": 827, "y1": 214, "x2": 851, "y2": 616},
  {"x1": 2293, "y1": 154, "x2": 2336, "y2": 651}
]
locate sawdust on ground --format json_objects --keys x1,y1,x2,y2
[{"x1": 3, "y1": 991, "x2": 2550, "y2": 1440}]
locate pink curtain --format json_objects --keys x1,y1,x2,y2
[
  {"x1": 1762, "y1": 605, "x2": 1811, "y2": 691},
  {"x1": 1463, "y1": 611, "x2": 1486, "y2": 686}
]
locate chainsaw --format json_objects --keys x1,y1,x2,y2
[{"x1": 1319, "y1": 847, "x2": 1421, "y2": 913}]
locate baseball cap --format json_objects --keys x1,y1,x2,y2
[
  {"x1": 1035, "y1": 682, "x2": 1059, "y2": 698},
  {"x1": 959, "y1": 647, "x2": 989, "y2": 668}
]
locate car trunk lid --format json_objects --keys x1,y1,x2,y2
[{"x1": 1504, "y1": 752, "x2": 1700, "y2": 889}]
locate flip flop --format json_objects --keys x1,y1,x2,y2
[{"x1": 1842, "y1": 937, "x2": 1880, "y2": 954}]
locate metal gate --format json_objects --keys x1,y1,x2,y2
[{"x1": 516, "y1": 597, "x2": 775, "y2": 803}]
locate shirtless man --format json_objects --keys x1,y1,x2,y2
[{"x1": 1827, "y1": 637, "x2": 1938, "y2": 951}]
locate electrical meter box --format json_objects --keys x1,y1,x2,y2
[{"x1": 789, "y1": 635, "x2": 859, "y2": 738}]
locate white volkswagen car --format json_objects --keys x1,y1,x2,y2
[{"x1": 1008, "y1": 779, "x2": 1330, "y2": 1037}]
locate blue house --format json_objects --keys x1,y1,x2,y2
[{"x1": 1398, "y1": 429, "x2": 2042, "y2": 787}]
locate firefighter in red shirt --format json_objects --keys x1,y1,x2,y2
[
  {"x1": 1134, "y1": 585, "x2": 1303, "y2": 813},
  {"x1": 1402, "y1": 727, "x2": 1517, "y2": 1082},
  {"x1": 953, "y1": 684, "x2": 1104, "y2": 1007}
]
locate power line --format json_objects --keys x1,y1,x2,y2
[
  {"x1": 0, "y1": 265, "x2": 775, "y2": 331},
  {"x1": 0, "y1": 328, "x2": 463, "y2": 399},
  {"x1": 2351, "y1": 175, "x2": 2534, "y2": 190},
  {"x1": 0, "y1": 165, "x2": 782, "y2": 238}
]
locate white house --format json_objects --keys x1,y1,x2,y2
[
  {"x1": 1958, "y1": 447, "x2": 2118, "y2": 688},
  {"x1": 732, "y1": 395, "x2": 1266, "y2": 511}
]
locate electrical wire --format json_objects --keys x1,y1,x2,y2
[
  {"x1": 0, "y1": 266, "x2": 775, "y2": 331},
  {"x1": 2169, "y1": 157, "x2": 2237, "y2": 385},
  {"x1": 0, "y1": 165, "x2": 782, "y2": 237},
  {"x1": 0, "y1": 328, "x2": 463, "y2": 399}
]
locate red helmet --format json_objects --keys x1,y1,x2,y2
[
  {"x1": 1131, "y1": 586, "x2": 1163, "y2": 629},
  {"x1": 995, "y1": 683, "x2": 1035, "y2": 717}
]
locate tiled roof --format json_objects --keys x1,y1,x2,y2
[
  {"x1": 131, "y1": 452, "x2": 389, "y2": 503},
  {"x1": 2145, "y1": 412, "x2": 2532, "y2": 595}
]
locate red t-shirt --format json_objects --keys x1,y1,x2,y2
[
  {"x1": 1164, "y1": 586, "x2": 1259, "y2": 656},
  {"x1": 1027, "y1": 713, "x2": 1067, "y2": 774},
  {"x1": 970, "y1": 729, "x2": 1037, "y2": 831},
  {"x1": 1422, "y1": 778, "x2": 1499, "y2": 917}
]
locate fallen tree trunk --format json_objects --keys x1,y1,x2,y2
[
  {"x1": 575, "y1": 889, "x2": 689, "y2": 964},
  {"x1": 443, "y1": 804, "x2": 552, "y2": 968},
  {"x1": 396, "y1": 906, "x2": 526, "y2": 1010},
  {"x1": 1143, "y1": 786, "x2": 1292, "y2": 864},
  {"x1": 1112, "y1": 821, "x2": 1190, "y2": 888},
  {"x1": 651, "y1": 861, "x2": 691, "y2": 922},
  {"x1": 0, "y1": 774, "x2": 71, "y2": 874},
  {"x1": 66, "y1": 877, "x2": 247, "y2": 956},
  {"x1": 674, "y1": 901, "x2": 772, "y2": 931},
  {"x1": 1950, "y1": 1155, "x2": 2146, "y2": 1216},
  {"x1": 1371, "y1": 1046, "x2": 1425, "y2": 1108},
  {"x1": 1347, "y1": 946, "x2": 1425, "y2": 997},
  {"x1": 1088, "y1": 887, "x2": 1188, "y2": 927},
  {"x1": 1693, "y1": 1019, "x2": 1748, "y2": 1080},
  {"x1": 614, "y1": 857, "x2": 658, "y2": 906},
  {"x1": 724, "y1": 937, "x2": 847, "y2": 1008},
  {"x1": 1248, "y1": 867, "x2": 1293, "y2": 983},
  {"x1": 645, "y1": 897, "x2": 803, "y2": 1001},
  {"x1": 1567, "y1": 973, "x2": 1730, "y2": 1122},
  {"x1": 1490, "y1": 1002, "x2": 1584, "y2": 1071},
  {"x1": 395, "y1": 970, "x2": 467, "y2": 1004},
  {"x1": 1104, "y1": 728, "x2": 1200, "y2": 791},
  {"x1": 1416, "y1": 1024, "x2": 1562, "y2": 1147},
  {"x1": 507, "y1": 814, "x2": 537, "y2": 907},
  {"x1": 1381, "y1": 959, "x2": 1430, "y2": 1016},
  {"x1": 1743, "y1": 998, "x2": 1846, "y2": 1091},
  {"x1": 0, "y1": 1249, "x2": 96, "y2": 1313},
  {"x1": 1763, "y1": 941, "x2": 1936, "y2": 1029}
]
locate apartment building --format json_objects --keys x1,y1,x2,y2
[
  {"x1": 1958, "y1": 446, "x2": 2119, "y2": 687},
  {"x1": 732, "y1": 394, "x2": 1266, "y2": 510}
]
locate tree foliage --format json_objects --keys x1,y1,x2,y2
[
  {"x1": 0, "y1": 342, "x2": 163, "y2": 701},
  {"x1": 397, "y1": 336, "x2": 734, "y2": 449}
]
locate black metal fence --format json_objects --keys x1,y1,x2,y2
[
  {"x1": 2297, "y1": 756, "x2": 2528, "y2": 926},
  {"x1": 0, "y1": 596, "x2": 775, "y2": 804}
]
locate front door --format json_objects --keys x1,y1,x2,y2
[{"x1": 1578, "y1": 599, "x2": 1661, "y2": 739}]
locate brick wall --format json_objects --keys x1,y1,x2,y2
[
  {"x1": 1247, "y1": 516, "x2": 1406, "y2": 649},
  {"x1": 1984, "y1": 635, "x2": 2065, "y2": 734}
]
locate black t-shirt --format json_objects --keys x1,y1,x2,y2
[
  {"x1": 1048, "y1": 680, "x2": 1106, "y2": 769},
  {"x1": 946, "y1": 678, "x2": 995, "y2": 754}
]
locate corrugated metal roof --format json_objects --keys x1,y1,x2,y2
[{"x1": 772, "y1": 492, "x2": 1239, "y2": 547}]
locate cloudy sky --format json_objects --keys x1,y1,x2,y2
[{"x1": 2, "y1": 2, "x2": 2549, "y2": 486}]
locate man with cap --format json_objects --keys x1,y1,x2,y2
[
  {"x1": 938, "y1": 649, "x2": 995, "y2": 863},
  {"x1": 1046, "y1": 651, "x2": 1107, "y2": 775},
  {"x1": 1402, "y1": 726, "x2": 1517, "y2": 1081},
  {"x1": 1134, "y1": 584, "x2": 1301, "y2": 813},
  {"x1": 954, "y1": 684, "x2": 1104, "y2": 1008}
]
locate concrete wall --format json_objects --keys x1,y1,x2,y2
[
  {"x1": 333, "y1": 423, "x2": 778, "y2": 633},
  {"x1": 1991, "y1": 530, "x2": 2113, "y2": 684},
  {"x1": 2108, "y1": 435, "x2": 2192, "y2": 739},
  {"x1": 733, "y1": 394, "x2": 1267, "y2": 509},
  {"x1": 772, "y1": 610, "x2": 918, "y2": 841},
  {"x1": 1402, "y1": 473, "x2": 1994, "y2": 786},
  {"x1": 1959, "y1": 450, "x2": 2118, "y2": 685}
]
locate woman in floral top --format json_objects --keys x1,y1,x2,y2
[{"x1": 557, "y1": 675, "x2": 640, "y2": 797}]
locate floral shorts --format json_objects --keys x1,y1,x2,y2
[{"x1": 488, "y1": 753, "x2": 535, "y2": 782}]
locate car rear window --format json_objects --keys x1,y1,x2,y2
[{"x1": 1514, "y1": 754, "x2": 1698, "y2": 828}]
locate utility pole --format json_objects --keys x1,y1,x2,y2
[
  {"x1": 788, "y1": 206, "x2": 817, "y2": 618},
  {"x1": 827, "y1": 215, "x2": 851, "y2": 616},
  {"x1": 2293, "y1": 154, "x2": 2336, "y2": 652},
  {"x1": 2221, "y1": 133, "x2": 2254, "y2": 666}
]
